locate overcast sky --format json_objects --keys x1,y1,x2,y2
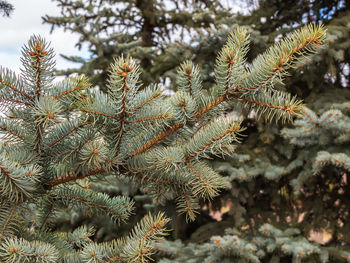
[{"x1": 0, "y1": 0, "x2": 89, "y2": 74}]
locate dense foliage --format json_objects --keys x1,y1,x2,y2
[
  {"x1": 1, "y1": 0, "x2": 350, "y2": 262},
  {"x1": 42, "y1": 0, "x2": 234, "y2": 89},
  {"x1": 0, "y1": 22, "x2": 328, "y2": 262}
]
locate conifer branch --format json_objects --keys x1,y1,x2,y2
[
  {"x1": 194, "y1": 24, "x2": 326, "y2": 120},
  {"x1": 35, "y1": 125, "x2": 42, "y2": 154},
  {"x1": 187, "y1": 70, "x2": 193, "y2": 97},
  {"x1": 0, "y1": 203, "x2": 18, "y2": 237},
  {"x1": 181, "y1": 189, "x2": 192, "y2": 217},
  {"x1": 0, "y1": 98, "x2": 33, "y2": 106},
  {"x1": 80, "y1": 108, "x2": 121, "y2": 120},
  {"x1": 234, "y1": 94, "x2": 279, "y2": 108},
  {"x1": 313, "y1": 151, "x2": 350, "y2": 175},
  {"x1": 46, "y1": 190, "x2": 132, "y2": 223},
  {"x1": 0, "y1": 160, "x2": 38, "y2": 202},
  {"x1": 215, "y1": 27, "x2": 249, "y2": 95},
  {"x1": 129, "y1": 92, "x2": 162, "y2": 113},
  {"x1": 130, "y1": 123, "x2": 184, "y2": 157},
  {"x1": 185, "y1": 161, "x2": 212, "y2": 197},
  {"x1": 232, "y1": 92, "x2": 303, "y2": 120},
  {"x1": 47, "y1": 163, "x2": 183, "y2": 190},
  {"x1": 177, "y1": 61, "x2": 203, "y2": 100},
  {"x1": 281, "y1": 107, "x2": 347, "y2": 146},
  {"x1": 22, "y1": 37, "x2": 55, "y2": 154},
  {"x1": 128, "y1": 85, "x2": 163, "y2": 114},
  {"x1": 47, "y1": 122, "x2": 87, "y2": 148},
  {"x1": 132, "y1": 172, "x2": 180, "y2": 186},
  {"x1": 33, "y1": 46, "x2": 43, "y2": 99},
  {"x1": 102, "y1": 254, "x2": 124, "y2": 262},
  {"x1": 0, "y1": 78, "x2": 33, "y2": 101},
  {"x1": 129, "y1": 164, "x2": 163, "y2": 172},
  {"x1": 126, "y1": 114, "x2": 171, "y2": 123},
  {"x1": 0, "y1": 24, "x2": 331, "y2": 262},
  {"x1": 81, "y1": 213, "x2": 169, "y2": 262},
  {"x1": 52, "y1": 134, "x2": 95, "y2": 158},
  {"x1": 115, "y1": 76, "x2": 128, "y2": 155},
  {"x1": 240, "y1": 24, "x2": 327, "y2": 91},
  {"x1": 176, "y1": 189, "x2": 200, "y2": 222},
  {"x1": 66, "y1": 225, "x2": 95, "y2": 245},
  {"x1": 46, "y1": 167, "x2": 108, "y2": 189},
  {"x1": 0, "y1": 124, "x2": 25, "y2": 141},
  {"x1": 124, "y1": 212, "x2": 170, "y2": 262},
  {"x1": 0, "y1": 237, "x2": 59, "y2": 262},
  {"x1": 106, "y1": 56, "x2": 141, "y2": 155},
  {"x1": 188, "y1": 161, "x2": 228, "y2": 199},
  {"x1": 53, "y1": 80, "x2": 88, "y2": 99},
  {"x1": 184, "y1": 117, "x2": 241, "y2": 160},
  {"x1": 39, "y1": 203, "x2": 53, "y2": 229},
  {"x1": 190, "y1": 27, "x2": 250, "y2": 119},
  {"x1": 194, "y1": 95, "x2": 225, "y2": 118}
]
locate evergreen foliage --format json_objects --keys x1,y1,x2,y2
[
  {"x1": 42, "y1": 0, "x2": 232, "y2": 90},
  {"x1": 155, "y1": 1, "x2": 350, "y2": 262},
  {"x1": 0, "y1": 22, "x2": 327, "y2": 262},
  {"x1": 155, "y1": 224, "x2": 332, "y2": 263}
]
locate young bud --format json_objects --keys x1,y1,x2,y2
[{"x1": 34, "y1": 43, "x2": 42, "y2": 51}]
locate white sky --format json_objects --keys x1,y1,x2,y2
[{"x1": 0, "y1": 0, "x2": 89, "y2": 74}]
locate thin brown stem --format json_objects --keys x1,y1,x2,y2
[
  {"x1": 0, "y1": 79, "x2": 32, "y2": 101},
  {"x1": 130, "y1": 123, "x2": 184, "y2": 157},
  {"x1": 0, "y1": 203, "x2": 18, "y2": 236}
]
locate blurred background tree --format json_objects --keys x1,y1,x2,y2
[
  {"x1": 43, "y1": 0, "x2": 350, "y2": 261},
  {"x1": 42, "y1": 0, "x2": 244, "y2": 90},
  {"x1": 0, "y1": 0, "x2": 14, "y2": 17}
]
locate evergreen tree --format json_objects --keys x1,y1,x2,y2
[
  {"x1": 156, "y1": 1, "x2": 350, "y2": 262},
  {"x1": 42, "y1": 0, "x2": 232, "y2": 90},
  {"x1": 39, "y1": 0, "x2": 350, "y2": 262},
  {"x1": 0, "y1": 23, "x2": 326, "y2": 262},
  {"x1": 41, "y1": 0, "x2": 251, "y2": 244}
]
